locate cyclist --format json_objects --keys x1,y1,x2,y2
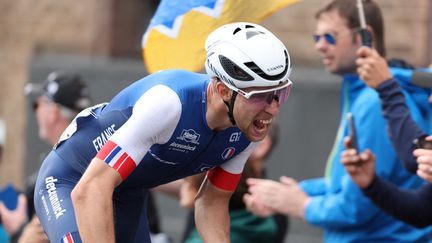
[{"x1": 34, "y1": 22, "x2": 293, "y2": 243}]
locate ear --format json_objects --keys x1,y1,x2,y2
[{"x1": 215, "y1": 81, "x2": 232, "y2": 102}]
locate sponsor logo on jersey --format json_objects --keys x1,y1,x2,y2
[
  {"x1": 229, "y1": 132, "x2": 242, "y2": 142},
  {"x1": 169, "y1": 141, "x2": 196, "y2": 152},
  {"x1": 45, "y1": 176, "x2": 66, "y2": 219},
  {"x1": 92, "y1": 124, "x2": 117, "y2": 152},
  {"x1": 177, "y1": 129, "x2": 200, "y2": 144},
  {"x1": 221, "y1": 147, "x2": 236, "y2": 160}
]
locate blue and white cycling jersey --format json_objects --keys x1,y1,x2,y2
[
  {"x1": 34, "y1": 69, "x2": 256, "y2": 243},
  {"x1": 57, "y1": 69, "x2": 254, "y2": 188}
]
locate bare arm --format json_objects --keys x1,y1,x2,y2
[
  {"x1": 194, "y1": 176, "x2": 232, "y2": 243},
  {"x1": 152, "y1": 179, "x2": 185, "y2": 198},
  {"x1": 71, "y1": 158, "x2": 122, "y2": 243}
]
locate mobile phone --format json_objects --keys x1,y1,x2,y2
[
  {"x1": 356, "y1": 0, "x2": 372, "y2": 47},
  {"x1": 347, "y1": 113, "x2": 359, "y2": 152},
  {"x1": 413, "y1": 135, "x2": 432, "y2": 150},
  {"x1": 0, "y1": 184, "x2": 18, "y2": 210}
]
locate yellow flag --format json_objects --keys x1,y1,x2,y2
[{"x1": 142, "y1": 0, "x2": 300, "y2": 73}]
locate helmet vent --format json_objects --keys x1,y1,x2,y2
[
  {"x1": 246, "y1": 31, "x2": 262, "y2": 39},
  {"x1": 245, "y1": 24, "x2": 255, "y2": 29},
  {"x1": 244, "y1": 50, "x2": 289, "y2": 81},
  {"x1": 219, "y1": 55, "x2": 253, "y2": 81},
  {"x1": 233, "y1": 27, "x2": 242, "y2": 35}
]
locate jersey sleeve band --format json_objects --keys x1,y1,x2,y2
[
  {"x1": 207, "y1": 166, "x2": 241, "y2": 191},
  {"x1": 96, "y1": 140, "x2": 137, "y2": 180}
]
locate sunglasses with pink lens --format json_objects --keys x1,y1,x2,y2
[{"x1": 237, "y1": 80, "x2": 292, "y2": 106}]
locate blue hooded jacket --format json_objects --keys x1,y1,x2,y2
[
  {"x1": 299, "y1": 67, "x2": 432, "y2": 242},
  {"x1": 0, "y1": 225, "x2": 8, "y2": 243}
]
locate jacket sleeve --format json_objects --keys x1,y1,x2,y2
[
  {"x1": 376, "y1": 79, "x2": 426, "y2": 173},
  {"x1": 299, "y1": 178, "x2": 327, "y2": 196},
  {"x1": 303, "y1": 90, "x2": 406, "y2": 229},
  {"x1": 304, "y1": 174, "x2": 381, "y2": 229},
  {"x1": 363, "y1": 176, "x2": 432, "y2": 228}
]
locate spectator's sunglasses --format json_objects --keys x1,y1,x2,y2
[
  {"x1": 313, "y1": 28, "x2": 361, "y2": 45},
  {"x1": 313, "y1": 33, "x2": 337, "y2": 45}
]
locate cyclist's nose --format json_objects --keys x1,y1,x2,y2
[{"x1": 264, "y1": 98, "x2": 280, "y2": 115}]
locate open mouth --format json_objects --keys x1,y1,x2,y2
[{"x1": 253, "y1": 118, "x2": 272, "y2": 132}]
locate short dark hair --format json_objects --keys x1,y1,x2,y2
[{"x1": 315, "y1": 0, "x2": 386, "y2": 57}]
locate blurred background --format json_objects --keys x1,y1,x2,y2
[{"x1": 0, "y1": 0, "x2": 431, "y2": 242}]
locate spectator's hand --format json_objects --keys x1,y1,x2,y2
[
  {"x1": 243, "y1": 192, "x2": 275, "y2": 217},
  {"x1": 356, "y1": 46, "x2": 393, "y2": 89},
  {"x1": 341, "y1": 137, "x2": 376, "y2": 188},
  {"x1": 18, "y1": 215, "x2": 49, "y2": 243},
  {"x1": 414, "y1": 137, "x2": 432, "y2": 183},
  {"x1": 0, "y1": 194, "x2": 27, "y2": 235},
  {"x1": 245, "y1": 177, "x2": 309, "y2": 219}
]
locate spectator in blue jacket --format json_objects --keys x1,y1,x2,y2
[
  {"x1": 244, "y1": 0, "x2": 432, "y2": 241},
  {"x1": 341, "y1": 46, "x2": 432, "y2": 228}
]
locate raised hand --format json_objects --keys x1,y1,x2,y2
[
  {"x1": 356, "y1": 46, "x2": 393, "y2": 89},
  {"x1": 341, "y1": 136, "x2": 376, "y2": 188}
]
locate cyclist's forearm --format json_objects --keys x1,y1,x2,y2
[{"x1": 71, "y1": 158, "x2": 120, "y2": 243}]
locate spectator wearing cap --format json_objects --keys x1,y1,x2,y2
[
  {"x1": 26, "y1": 71, "x2": 91, "y2": 145},
  {"x1": 0, "y1": 71, "x2": 91, "y2": 243}
]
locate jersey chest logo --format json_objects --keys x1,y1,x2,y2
[
  {"x1": 177, "y1": 129, "x2": 200, "y2": 144},
  {"x1": 169, "y1": 128, "x2": 201, "y2": 153},
  {"x1": 229, "y1": 132, "x2": 241, "y2": 142}
]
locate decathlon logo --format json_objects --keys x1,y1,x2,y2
[
  {"x1": 177, "y1": 129, "x2": 200, "y2": 144},
  {"x1": 221, "y1": 147, "x2": 236, "y2": 160}
]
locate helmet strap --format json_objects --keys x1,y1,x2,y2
[{"x1": 223, "y1": 91, "x2": 238, "y2": 126}]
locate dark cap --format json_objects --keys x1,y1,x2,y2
[{"x1": 25, "y1": 71, "x2": 92, "y2": 112}]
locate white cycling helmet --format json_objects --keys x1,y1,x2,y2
[{"x1": 205, "y1": 22, "x2": 292, "y2": 90}]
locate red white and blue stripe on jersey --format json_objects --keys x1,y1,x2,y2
[
  {"x1": 61, "y1": 233, "x2": 75, "y2": 243},
  {"x1": 96, "y1": 140, "x2": 137, "y2": 180}
]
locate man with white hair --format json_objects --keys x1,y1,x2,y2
[{"x1": 0, "y1": 72, "x2": 91, "y2": 243}]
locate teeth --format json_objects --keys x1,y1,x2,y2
[{"x1": 258, "y1": 119, "x2": 272, "y2": 125}]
